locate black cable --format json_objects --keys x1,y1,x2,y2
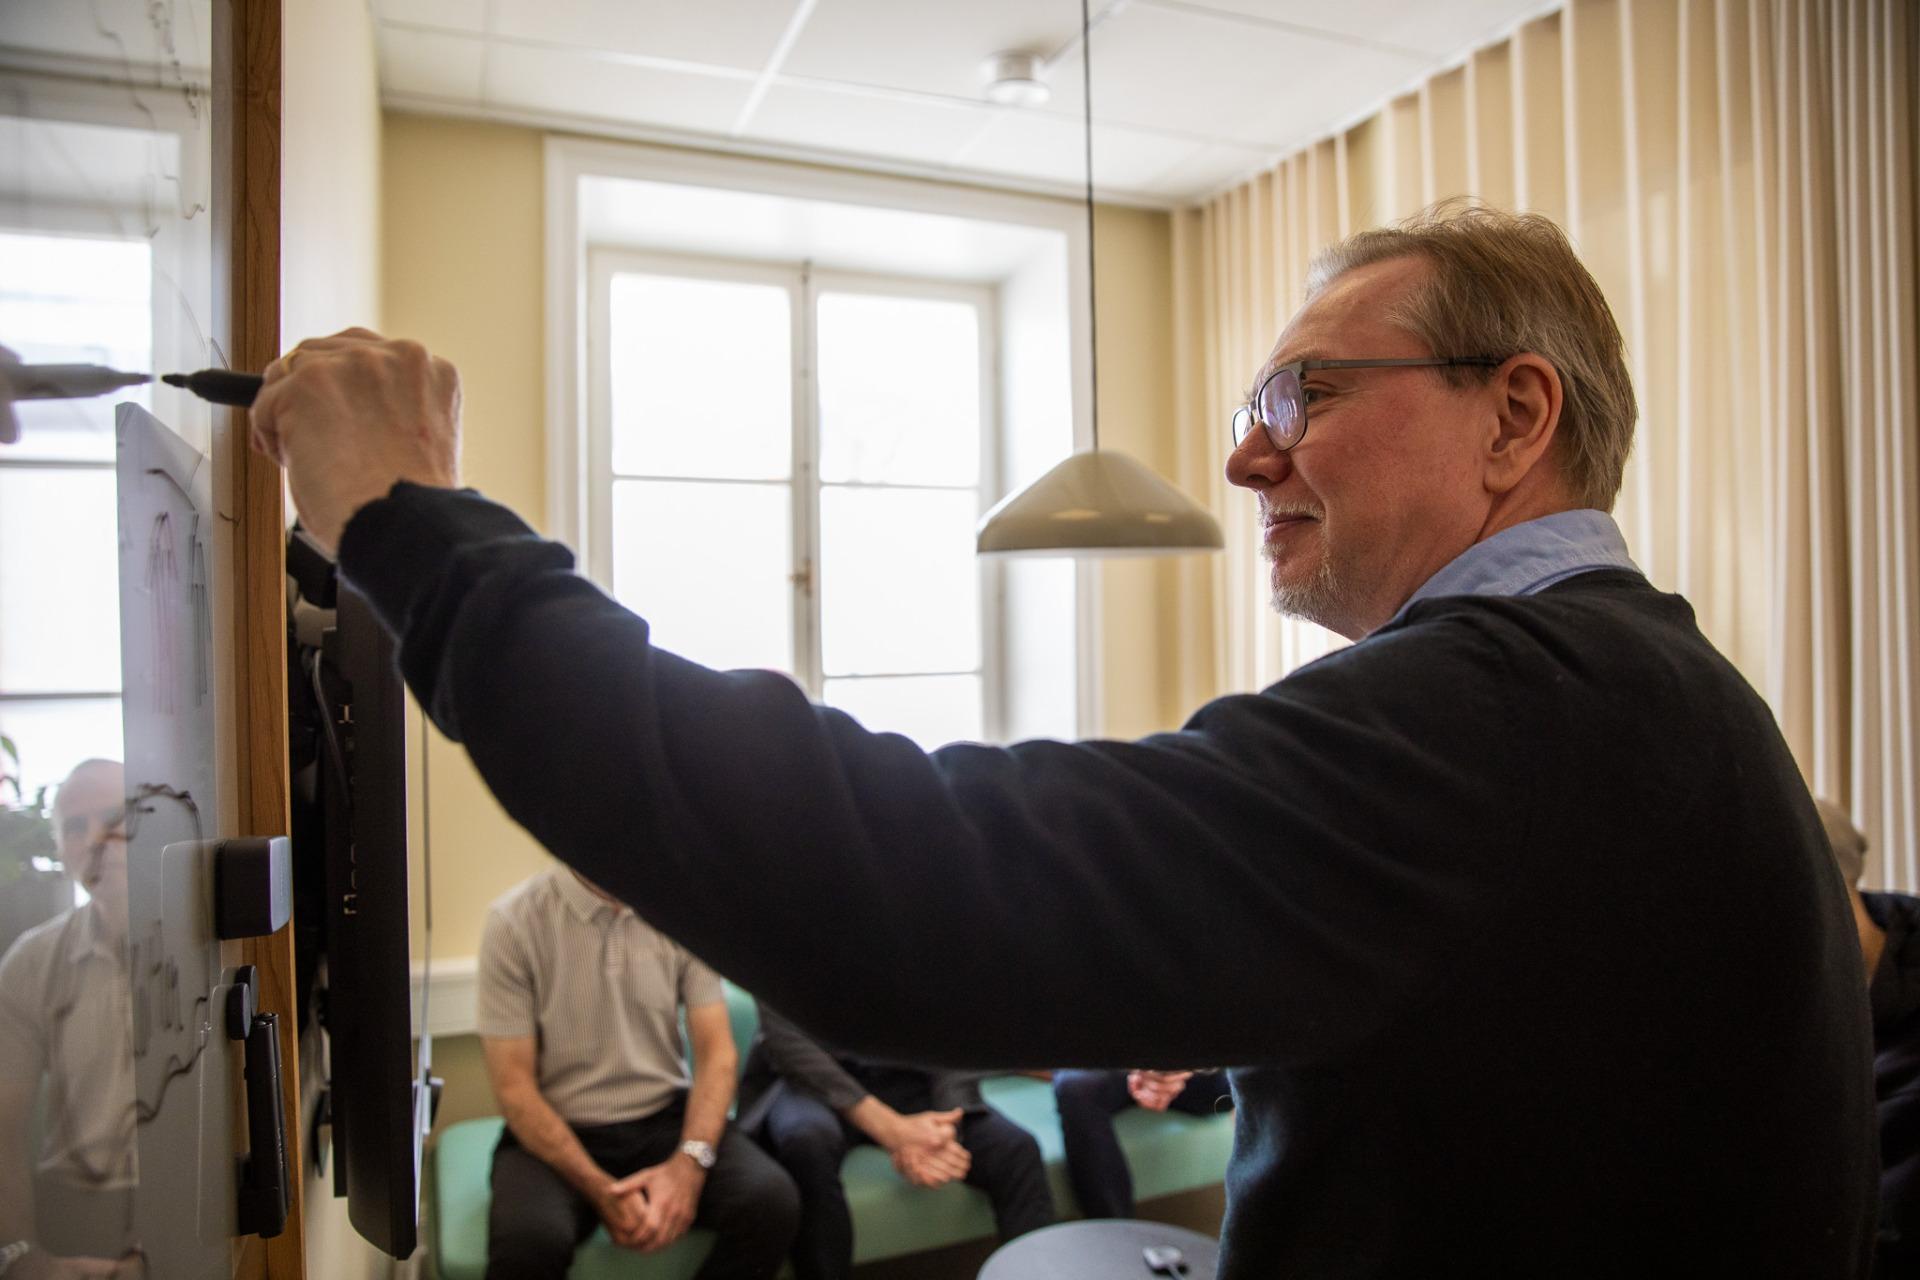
[
  {"x1": 1082, "y1": 0, "x2": 1101, "y2": 451},
  {"x1": 306, "y1": 650, "x2": 350, "y2": 797},
  {"x1": 416, "y1": 702, "x2": 434, "y2": 1098}
]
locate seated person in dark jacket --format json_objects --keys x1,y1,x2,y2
[
  {"x1": 1819, "y1": 799, "x2": 1920, "y2": 1274},
  {"x1": 737, "y1": 1004, "x2": 1052, "y2": 1280},
  {"x1": 1051, "y1": 1068, "x2": 1233, "y2": 1219}
]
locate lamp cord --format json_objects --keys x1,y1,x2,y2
[{"x1": 1081, "y1": 0, "x2": 1100, "y2": 452}]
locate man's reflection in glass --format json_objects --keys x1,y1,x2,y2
[{"x1": 0, "y1": 759, "x2": 144, "y2": 1278}]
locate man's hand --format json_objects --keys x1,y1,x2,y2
[
  {"x1": 877, "y1": 1107, "x2": 968, "y2": 1189},
  {"x1": 891, "y1": 1136, "x2": 971, "y2": 1188},
  {"x1": 1127, "y1": 1070, "x2": 1193, "y2": 1112},
  {"x1": 879, "y1": 1107, "x2": 961, "y2": 1155},
  {"x1": 248, "y1": 329, "x2": 461, "y2": 553},
  {"x1": 608, "y1": 1157, "x2": 705, "y2": 1252},
  {"x1": 589, "y1": 1179, "x2": 648, "y2": 1249}
]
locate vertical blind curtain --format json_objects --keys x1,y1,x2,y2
[{"x1": 1172, "y1": 0, "x2": 1919, "y2": 889}]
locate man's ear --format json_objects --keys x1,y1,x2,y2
[{"x1": 1483, "y1": 353, "x2": 1563, "y2": 495}]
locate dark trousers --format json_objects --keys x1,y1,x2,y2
[
  {"x1": 486, "y1": 1097, "x2": 799, "y2": 1280},
  {"x1": 753, "y1": 1085, "x2": 1055, "y2": 1280},
  {"x1": 1051, "y1": 1069, "x2": 1234, "y2": 1220}
]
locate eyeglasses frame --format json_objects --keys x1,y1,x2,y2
[{"x1": 1231, "y1": 356, "x2": 1509, "y2": 452}]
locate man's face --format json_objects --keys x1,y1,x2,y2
[
  {"x1": 53, "y1": 760, "x2": 129, "y2": 921},
  {"x1": 1226, "y1": 256, "x2": 1497, "y2": 639}
]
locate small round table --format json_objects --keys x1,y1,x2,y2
[{"x1": 977, "y1": 1219, "x2": 1220, "y2": 1280}]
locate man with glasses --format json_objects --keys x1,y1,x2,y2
[{"x1": 247, "y1": 203, "x2": 1875, "y2": 1276}]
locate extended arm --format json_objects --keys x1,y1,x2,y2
[
  {"x1": 0, "y1": 1071, "x2": 37, "y2": 1249},
  {"x1": 342, "y1": 487, "x2": 1528, "y2": 1072},
  {"x1": 678, "y1": 1000, "x2": 735, "y2": 1153}
]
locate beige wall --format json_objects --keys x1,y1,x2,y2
[
  {"x1": 383, "y1": 115, "x2": 555, "y2": 968},
  {"x1": 281, "y1": 0, "x2": 381, "y2": 345}
]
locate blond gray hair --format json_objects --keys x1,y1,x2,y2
[{"x1": 1306, "y1": 201, "x2": 1637, "y2": 511}]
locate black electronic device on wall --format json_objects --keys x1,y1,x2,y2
[{"x1": 286, "y1": 527, "x2": 433, "y2": 1259}]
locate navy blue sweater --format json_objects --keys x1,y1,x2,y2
[{"x1": 341, "y1": 485, "x2": 1876, "y2": 1276}]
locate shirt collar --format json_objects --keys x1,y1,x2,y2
[
  {"x1": 1390, "y1": 509, "x2": 1641, "y2": 624},
  {"x1": 551, "y1": 868, "x2": 618, "y2": 924},
  {"x1": 62, "y1": 899, "x2": 120, "y2": 965}
]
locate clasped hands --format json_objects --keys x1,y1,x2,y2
[
  {"x1": 883, "y1": 1106, "x2": 970, "y2": 1189},
  {"x1": 591, "y1": 1155, "x2": 705, "y2": 1253},
  {"x1": 1127, "y1": 1069, "x2": 1195, "y2": 1112}
]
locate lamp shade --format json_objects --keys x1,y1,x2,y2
[{"x1": 976, "y1": 449, "x2": 1224, "y2": 556}]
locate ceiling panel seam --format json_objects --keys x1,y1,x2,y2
[
  {"x1": 731, "y1": 0, "x2": 821, "y2": 136},
  {"x1": 1134, "y1": 0, "x2": 1438, "y2": 60}
]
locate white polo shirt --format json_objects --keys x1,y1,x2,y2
[{"x1": 476, "y1": 868, "x2": 724, "y2": 1126}]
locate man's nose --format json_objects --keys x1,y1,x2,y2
[{"x1": 1225, "y1": 426, "x2": 1291, "y2": 491}]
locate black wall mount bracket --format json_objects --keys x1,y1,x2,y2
[{"x1": 227, "y1": 964, "x2": 290, "y2": 1239}]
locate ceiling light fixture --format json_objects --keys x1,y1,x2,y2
[
  {"x1": 982, "y1": 51, "x2": 1051, "y2": 107},
  {"x1": 975, "y1": 0, "x2": 1222, "y2": 558}
]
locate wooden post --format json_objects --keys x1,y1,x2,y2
[{"x1": 216, "y1": 1, "x2": 301, "y2": 1275}]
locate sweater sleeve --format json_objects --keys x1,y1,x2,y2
[
  {"x1": 338, "y1": 484, "x2": 1529, "y2": 1071},
  {"x1": 755, "y1": 1005, "x2": 869, "y2": 1115}
]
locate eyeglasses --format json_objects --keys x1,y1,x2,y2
[{"x1": 1230, "y1": 356, "x2": 1507, "y2": 452}]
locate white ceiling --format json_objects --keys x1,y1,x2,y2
[{"x1": 376, "y1": 0, "x2": 1557, "y2": 207}]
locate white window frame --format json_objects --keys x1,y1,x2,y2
[
  {"x1": 548, "y1": 137, "x2": 1100, "y2": 739},
  {"x1": 585, "y1": 249, "x2": 1008, "y2": 739}
]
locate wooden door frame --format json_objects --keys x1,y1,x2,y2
[{"x1": 215, "y1": 1, "x2": 299, "y2": 1275}]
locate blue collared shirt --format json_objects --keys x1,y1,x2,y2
[{"x1": 1388, "y1": 508, "x2": 1642, "y2": 626}]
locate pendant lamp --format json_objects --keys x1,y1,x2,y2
[{"x1": 976, "y1": 0, "x2": 1223, "y2": 557}]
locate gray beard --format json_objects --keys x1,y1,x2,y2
[{"x1": 1264, "y1": 531, "x2": 1351, "y2": 631}]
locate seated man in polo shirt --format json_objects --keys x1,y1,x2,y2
[{"x1": 478, "y1": 866, "x2": 798, "y2": 1279}]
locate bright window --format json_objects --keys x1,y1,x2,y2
[
  {"x1": 590, "y1": 254, "x2": 998, "y2": 750},
  {"x1": 0, "y1": 229, "x2": 140, "y2": 800}
]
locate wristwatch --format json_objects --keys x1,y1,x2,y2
[{"x1": 679, "y1": 1139, "x2": 717, "y2": 1171}]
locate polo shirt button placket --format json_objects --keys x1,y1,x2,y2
[{"x1": 604, "y1": 912, "x2": 625, "y2": 977}]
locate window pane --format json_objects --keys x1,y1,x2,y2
[
  {"x1": 819, "y1": 486, "x2": 979, "y2": 677},
  {"x1": 0, "y1": 232, "x2": 151, "y2": 464},
  {"x1": 611, "y1": 478, "x2": 793, "y2": 675},
  {"x1": 823, "y1": 675, "x2": 982, "y2": 751},
  {"x1": 817, "y1": 292, "x2": 979, "y2": 487},
  {"x1": 0, "y1": 697, "x2": 123, "y2": 802},
  {"x1": 0, "y1": 468, "x2": 121, "y2": 693},
  {"x1": 609, "y1": 273, "x2": 791, "y2": 481}
]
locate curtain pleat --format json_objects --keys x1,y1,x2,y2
[{"x1": 1171, "y1": 0, "x2": 1920, "y2": 888}]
